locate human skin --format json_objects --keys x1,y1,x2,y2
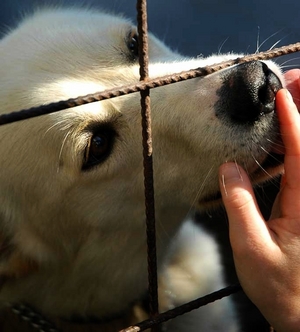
[{"x1": 219, "y1": 69, "x2": 300, "y2": 332}]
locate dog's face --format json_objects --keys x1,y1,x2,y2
[{"x1": 0, "y1": 9, "x2": 284, "y2": 318}]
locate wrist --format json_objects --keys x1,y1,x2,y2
[{"x1": 262, "y1": 298, "x2": 300, "y2": 332}]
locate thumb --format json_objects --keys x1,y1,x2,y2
[{"x1": 219, "y1": 163, "x2": 270, "y2": 251}]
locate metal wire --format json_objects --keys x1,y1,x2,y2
[
  {"x1": 120, "y1": 284, "x2": 242, "y2": 332},
  {"x1": 136, "y1": 1, "x2": 160, "y2": 331},
  {"x1": 3, "y1": 3, "x2": 300, "y2": 332},
  {"x1": 1, "y1": 42, "x2": 300, "y2": 126}
]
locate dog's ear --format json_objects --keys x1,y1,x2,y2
[{"x1": 0, "y1": 234, "x2": 38, "y2": 286}]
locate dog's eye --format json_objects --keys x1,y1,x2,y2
[
  {"x1": 127, "y1": 31, "x2": 139, "y2": 58},
  {"x1": 82, "y1": 129, "x2": 115, "y2": 170}
]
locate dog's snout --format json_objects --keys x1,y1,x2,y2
[
  {"x1": 216, "y1": 61, "x2": 282, "y2": 123},
  {"x1": 256, "y1": 62, "x2": 282, "y2": 114}
]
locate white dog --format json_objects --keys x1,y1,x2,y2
[{"x1": 0, "y1": 8, "x2": 284, "y2": 331}]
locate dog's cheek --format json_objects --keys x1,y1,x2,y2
[
  {"x1": 0, "y1": 250, "x2": 38, "y2": 284},
  {"x1": 0, "y1": 227, "x2": 50, "y2": 283}
]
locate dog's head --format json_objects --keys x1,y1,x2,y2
[{"x1": 0, "y1": 8, "x2": 284, "y2": 318}]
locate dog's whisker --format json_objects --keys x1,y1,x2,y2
[
  {"x1": 265, "y1": 137, "x2": 285, "y2": 150},
  {"x1": 218, "y1": 37, "x2": 229, "y2": 54},
  {"x1": 280, "y1": 64, "x2": 300, "y2": 70},
  {"x1": 185, "y1": 166, "x2": 214, "y2": 220},
  {"x1": 255, "y1": 26, "x2": 261, "y2": 54},
  {"x1": 279, "y1": 56, "x2": 300, "y2": 67},
  {"x1": 44, "y1": 119, "x2": 73, "y2": 138},
  {"x1": 44, "y1": 121, "x2": 64, "y2": 136},
  {"x1": 259, "y1": 145, "x2": 283, "y2": 164},
  {"x1": 251, "y1": 153, "x2": 272, "y2": 178},
  {"x1": 255, "y1": 29, "x2": 284, "y2": 53},
  {"x1": 206, "y1": 210, "x2": 213, "y2": 219},
  {"x1": 269, "y1": 38, "x2": 283, "y2": 51},
  {"x1": 279, "y1": 56, "x2": 300, "y2": 72},
  {"x1": 245, "y1": 44, "x2": 252, "y2": 54},
  {"x1": 269, "y1": 32, "x2": 290, "y2": 52},
  {"x1": 57, "y1": 130, "x2": 71, "y2": 173}
]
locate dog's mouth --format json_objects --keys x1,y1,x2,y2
[
  {"x1": 250, "y1": 134, "x2": 285, "y2": 183},
  {"x1": 200, "y1": 61, "x2": 285, "y2": 207},
  {"x1": 201, "y1": 139, "x2": 284, "y2": 206},
  {"x1": 250, "y1": 151, "x2": 284, "y2": 183}
]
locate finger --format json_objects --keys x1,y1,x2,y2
[
  {"x1": 274, "y1": 89, "x2": 300, "y2": 220},
  {"x1": 284, "y1": 69, "x2": 300, "y2": 110},
  {"x1": 219, "y1": 163, "x2": 271, "y2": 251},
  {"x1": 276, "y1": 89, "x2": 300, "y2": 187}
]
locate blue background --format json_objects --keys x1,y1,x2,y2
[{"x1": 1, "y1": 0, "x2": 300, "y2": 61}]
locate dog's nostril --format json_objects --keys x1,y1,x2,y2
[
  {"x1": 216, "y1": 61, "x2": 282, "y2": 123},
  {"x1": 257, "y1": 62, "x2": 282, "y2": 114},
  {"x1": 258, "y1": 84, "x2": 276, "y2": 114}
]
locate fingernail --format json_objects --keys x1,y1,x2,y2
[
  {"x1": 223, "y1": 163, "x2": 243, "y2": 180},
  {"x1": 220, "y1": 163, "x2": 243, "y2": 196},
  {"x1": 285, "y1": 89, "x2": 294, "y2": 104}
]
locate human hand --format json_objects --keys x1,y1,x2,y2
[{"x1": 219, "y1": 69, "x2": 300, "y2": 332}]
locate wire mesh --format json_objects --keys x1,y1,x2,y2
[{"x1": 1, "y1": 1, "x2": 300, "y2": 331}]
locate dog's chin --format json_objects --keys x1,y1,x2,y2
[{"x1": 198, "y1": 152, "x2": 284, "y2": 209}]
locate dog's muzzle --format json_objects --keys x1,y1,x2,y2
[{"x1": 216, "y1": 60, "x2": 282, "y2": 123}]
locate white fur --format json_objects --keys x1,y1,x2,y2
[{"x1": 0, "y1": 8, "x2": 284, "y2": 331}]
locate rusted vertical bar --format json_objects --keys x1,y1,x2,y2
[{"x1": 136, "y1": 0, "x2": 159, "y2": 330}]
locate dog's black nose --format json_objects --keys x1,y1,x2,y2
[{"x1": 216, "y1": 61, "x2": 282, "y2": 123}]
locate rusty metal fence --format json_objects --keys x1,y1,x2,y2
[{"x1": 1, "y1": 0, "x2": 300, "y2": 331}]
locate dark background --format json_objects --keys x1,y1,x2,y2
[
  {"x1": 1, "y1": 1, "x2": 299, "y2": 331},
  {"x1": 1, "y1": 0, "x2": 300, "y2": 58}
]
